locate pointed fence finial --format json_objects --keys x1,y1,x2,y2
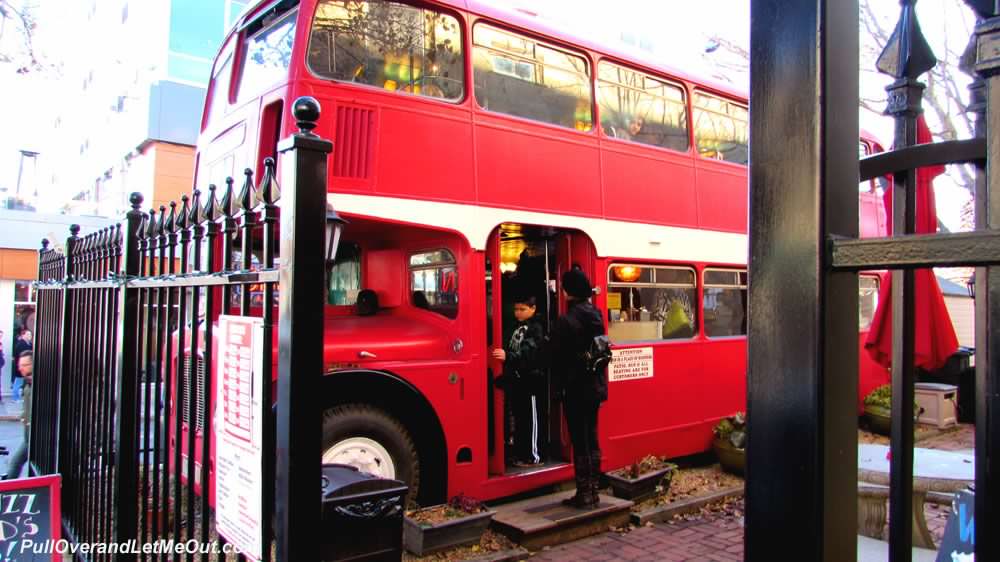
[
  {"x1": 70, "y1": 224, "x2": 81, "y2": 237},
  {"x1": 146, "y1": 207, "x2": 159, "y2": 239},
  {"x1": 165, "y1": 201, "x2": 177, "y2": 234},
  {"x1": 220, "y1": 176, "x2": 237, "y2": 219},
  {"x1": 255, "y1": 157, "x2": 281, "y2": 206},
  {"x1": 176, "y1": 195, "x2": 191, "y2": 230},
  {"x1": 190, "y1": 189, "x2": 206, "y2": 226},
  {"x1": 204, "y1": 184, "x2": 219, "y2": 222},
  {"x1": 876, "y1": 0, "x2": 936, "y2": 80},
  {"x1": 236, "y1": 168, "x2": 256, "y2": 216}
]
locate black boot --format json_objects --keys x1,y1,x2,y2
[
  {"x1": 562, "y1": 454, "x2": 593, "y2": 508},
  {"x1": 589, "y1": 451, "x2": 603, "y2": 504}
]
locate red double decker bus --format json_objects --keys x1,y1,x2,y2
[{"x1": 189, "y1": 0, "x2": 889, "y2": 505}]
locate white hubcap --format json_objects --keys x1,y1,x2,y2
[{"x1": 323, "y1": 437, "x2": 396, "y2": 479}]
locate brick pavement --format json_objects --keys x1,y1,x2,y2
[{"x1": 530, "y1": 423, "x2": 974, "y2": 561}]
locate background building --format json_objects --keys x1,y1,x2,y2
[{"x1": 48, "y1": 0, "x2": 249, "y2": 217}]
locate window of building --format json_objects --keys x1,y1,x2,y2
[
  {"x1": 238, "y1": 10, "x2": 297, "y2": 102},
  {"x1": 473, "y1": 24, "x2": 592, "y2": 130},
  {"x1": 693, "y1": 92, "x2": 748, "y2": 164},
  {"x1": 308, "y1": 0, "x2": 465, "y2": 102},
  {"x1": 703, "y1": 268, "x2": 747, "y2": 338},
  {"x1": 607, "y1": 264, "x2": 697, "y2": 343},
  {"x1": 410, "y1": 249, "x2": 458, "y2": 319},
  {"x1": 328, "y1": 243, "x2": 362, "y2": 305},
  {"x1": 859, "y1": 275, "x2": 880, "y2": 331},
  {"x1": 13, "y1": 281, "x2": 36, "y2": 342},
  {"x1": 597, "y1": 61, "x2": 688, "y2": 151}
]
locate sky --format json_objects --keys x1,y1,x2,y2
[{"x1": 0, "y1": 0, "x2": 979, "y2": 230}]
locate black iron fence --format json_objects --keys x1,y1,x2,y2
[
  {"x1": 748, "y1": 1, "x2": 999, "y2": 561},
  {"x1": 30, "y1": 99, "x2": 330, "y2": 561}
]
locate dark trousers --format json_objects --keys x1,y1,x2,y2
[
  {"x1": 512, "y1": 388, "x2": 545, "y2": 464},
  {"x1": 7, "y1": 426, "x2": 28, "y2": 479},
  {"x1": 564, "y1": 397, "x2": 600, "y2": 463}
]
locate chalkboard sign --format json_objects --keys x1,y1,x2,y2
[
  {"x1": 0, "y1": 475, "x2": 60, "y2": 561},
  {"x1": 936, "y1": 489, "x2": 974, "y2": 562}
]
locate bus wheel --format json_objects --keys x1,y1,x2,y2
[{"x1": 321, "y1": 403, "x2": 420, "y2": 500}]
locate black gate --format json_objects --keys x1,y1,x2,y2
[
  {"x1": 30, "y1": 99, "x2": 330, "y2": 561},
  {"x1": 748, "y1": 1, "x2": 999, "y2": 561}
]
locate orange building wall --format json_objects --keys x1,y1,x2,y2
[
  {"x1": 150, "y1": 142, "x2": 196, "y2": 210},
  {"x1": 0, "y1": 249, "x2": 39, "y2": 280}
]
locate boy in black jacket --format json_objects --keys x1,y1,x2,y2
[{"x1": 493, "y1": 294, "x2": 547, "y2": 468}]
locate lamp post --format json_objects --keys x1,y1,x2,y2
[{"x1": 325, "y1": 205, "x2": 347, "y2": 262}]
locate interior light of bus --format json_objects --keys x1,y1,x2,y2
[{"x1": 613, "y1": 265, "x2": 642, "y2": 283}]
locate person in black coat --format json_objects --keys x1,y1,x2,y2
[{"x1": 551, "y1": 268, "x2": 607, "y2": 508}]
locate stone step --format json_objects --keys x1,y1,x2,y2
[{"x1": 490, "y1": 490, "x2": 632, "y2": 551}]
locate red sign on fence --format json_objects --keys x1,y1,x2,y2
[{"x1": 0, "y1": 474, "x2": 61, "y2": 561}]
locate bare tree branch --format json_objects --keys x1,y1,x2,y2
[{"x1": 0, "y1": 0, "x2": 44, "y2": 73}]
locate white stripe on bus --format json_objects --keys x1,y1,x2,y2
[{"x1": 327, "y1": 192, "x2": 749, "y2": 265}]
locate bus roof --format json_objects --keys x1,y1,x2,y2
[{"x1": 228, "y1": 0, "x2": 749, "y2": 103}]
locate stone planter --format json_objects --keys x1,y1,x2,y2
[
  {"x1": 713, "y1": 438, "x2": 746, "y2": 476},
  {"x1": 403, "y1": 506, "x2": 496, "y2": 556},
  {"x1": 864, "y1": 404, "x2": 892, "y2": 436},
  {"x1": 606, "y1": 464, "x2": 677, "y2": 503}
]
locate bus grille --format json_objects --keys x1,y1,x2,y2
[
  {"x1": 181, "y1": 354, "x2": 206, "y2": 432},
  {"x1": 333, "y1": 105, "x2": 375, "y2": 179}
]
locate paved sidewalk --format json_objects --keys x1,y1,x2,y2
[{"x1": 531, "y1": 424, "x2": 974, "y2": 561}]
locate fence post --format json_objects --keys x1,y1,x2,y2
[
  {"x1": 112, "y1": 193, "x2": 145, "y2": 560},
  {"x1": 274, "y1": 97, "x2": 330, "y2": 561},
  {"x1": 57, "y1": 225, "x2": 79, "y2": 478},
  {"x1": 970, "y1": 7, "x2": 1000, "y2": 559}
]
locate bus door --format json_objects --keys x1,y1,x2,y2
[{"x1": 488, "y1": 224, "x2": 595, "y2": 475}]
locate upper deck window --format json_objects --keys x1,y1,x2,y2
[
  {"x1": 207, "y1": 38, "x2": 235, "y2": 122},
  {"x1": 308, "y1": 0, "x2": 465, "y2": 101},
  {"x1": 693, "y1": 92, "x2": 748, "y2": 165},
  {"x1": 597, "y1": 62, "x2": 688, "y2": 151},
  {"x1": 410, "y1": 249, "x2": 458, "y2": 319},
  {"x1": 238, "y1": 9, "x2": 298, "y2": 102},
  {"x1": 473, "y1": 24, "x2": 592, "y2": 131}
]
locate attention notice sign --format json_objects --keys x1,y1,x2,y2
[
  {"x1": 0, "y1": 475, "x2": 61, "y2": 561},
  {"x1": 609, "y1": 347, "x2": 654, "y2": 382},
  {"x1": 214, "y1": 316, "x2": 264, "y2": 561}
]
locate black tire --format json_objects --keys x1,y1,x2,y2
[{"x1": 321, "y1": 403, "x2": 420, "y2": 502}]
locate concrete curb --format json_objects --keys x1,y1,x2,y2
[
  {"x1": 630, "y1": 485, "x2": 745, "y2": 526},
  {"x1": 467, "y1": 547, "x2": 530, "y2": 562}
]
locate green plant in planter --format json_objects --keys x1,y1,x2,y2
[
  {"x1": 863, "y1": 384, "x2": 921, "y2": 414},
  {"x1": 863, "y1": 384, "x2": 921, "y2": 435},
  {"x1": 713, "y1": 411, "x2": 747, "y2": 450}
]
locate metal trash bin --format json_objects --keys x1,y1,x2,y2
[
  {"x1": 321, "y1": 464, "x2": 408, "y2": 562},
  {"x1": 917, "y1": 347, "x2": 975, "y2": 423}
]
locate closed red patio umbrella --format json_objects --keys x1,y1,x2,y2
[{"x1": 864, "y1": 115, "x2": 959, "y2": 375}]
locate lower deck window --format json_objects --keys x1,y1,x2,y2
[
  {"x1": 607, "y1": 264, "x2": 696, "y2": 343},
  {"x1": 328, "y1": 243, "x2": 362, "y2": 305},
  {"x1": 703, "y1": 269, "x2": 747, "y2": 338},
  {"x1": 410, "y1": 249, "x2": 458, "y2": 318}
]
